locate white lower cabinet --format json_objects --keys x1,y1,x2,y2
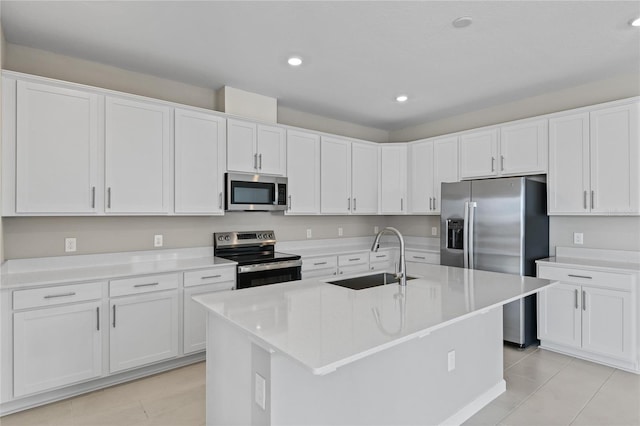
[
  {"x1": 337, "y1": 252, "x2": 369, "y2": 275},
  {"x1": 12, "y1": 283, "x2": 104, "y2": 397},
  {"x1": 109, "y1": 274, "x2": 180, "y2": 373},
  {"x1": 302, "y1": 255, "x2": 338, "y2": 279},
  {"x1": 537, "y1": 264, "x2": 636, "y2": 367}
]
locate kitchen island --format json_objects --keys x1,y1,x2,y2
[{"x1": 194, "y1": 263, "x2": 555, "y2": 426}]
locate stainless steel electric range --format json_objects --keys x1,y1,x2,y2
[{"x1": 213, "y1": 230, "x2": 302, "y2": 289}]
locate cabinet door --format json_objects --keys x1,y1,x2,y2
[
  {"x1": 105, "y1": 97, "x2": 171, "y2": 213},
  {"x1": 408, "y1": 141, "x2": 434, "y2": 214},
  {"x1": 582, "y1": 287, "x2": 633, "y2": 361},
  {"x1": 432, "y1": 137, "x2": 459, "y2": 214},
  {"x1": 351, "y1": 142, "x2": 379, "y2": 214},
  {"x1": 226, "y1": 118, "x2": 257, "y2": 173},
  {"x1": 184, "y1": 282, "x2": 234, "y2": 355},
  {"x1": 110, "y1": 291, "x2": 179, "y2": 373},
  {"x1": 537, "y1": 283, "x2": 581, "y2": 349},
  {"x1": 379, "y1": 144, "x2": 407, "y2": 214},
  {"x1": 321, "y1": 137, "x2": 351, "y2": 214},
  {"x1": 257, "y1": 124, "x2": 286, "y2": 176},
  {"x1": 459, "y1": 129, "x2": 498, "y2": 179},
  {"x1": 174, "y1": 109, "x2": 226, "y2": 214},
  {"x1": 548, "y1": 113, "x2": 590, "y2": 214},
  {"x1": 590, "y1": 103, "x2": 640, "y2": 214},
  {"x1": 16, "y1": 81, "x2": 99, "y2": 213},
  {"x1": 286, "y1": 130, "x2": 320, "y2": 214},
  {"x1": 13, "y1": 301, "x2": 102, "y2": 397},
  {"x1": 500, "y1": 119, "x2": 548, "y2": 176}
]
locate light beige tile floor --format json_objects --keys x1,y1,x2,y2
[{"x1": 1, "y1": 346, "x2": 639, "y2": 426}]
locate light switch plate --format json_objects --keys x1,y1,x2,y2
[{"x1": 255, "y1": 373, "x2": 266, "y2": 410}]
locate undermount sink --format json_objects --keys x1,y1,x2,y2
[{"x1": 327, "y1": 273, "x2": 417, "y2": 290}]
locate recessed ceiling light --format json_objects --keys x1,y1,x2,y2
[
  {"x1": 630, "y1": 17, "x2": 640, "y2": 27},
  {"x1": 452, "y1": 16, "x2": 473, "y2": 28},
  {"x1": 396, "y1": 95, "x2": 408, "y2": 103},
  {"x1": 287, "y1": 57, "x2": 303, "y2": 66}
]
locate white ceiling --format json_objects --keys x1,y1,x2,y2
[{"x1": 1, "y1": 1, "x2": 639, "y2": 131}]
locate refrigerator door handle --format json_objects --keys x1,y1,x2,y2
[
  {"x1": 468, "y1": 201, "x2": 477, "y2": 269},
  {"x1": 463, "y1": 201, "x2": 470, "y2": 269}
]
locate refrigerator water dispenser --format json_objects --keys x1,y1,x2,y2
[{"x1": 446, "y1": 219, "x2": 464, "y2": 250}]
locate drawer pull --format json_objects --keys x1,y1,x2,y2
[
  {"x1": 582, "y1": 290, "x2": 586, "y2": 311},
  {"x1": 43, "y1": 292, "x2": 76, "y2": 299},
  {"x1": 96, "y1": 307, "x2": 100, "y2": 331},
  {"x1": 313, "y1": 262, "x2": 327, "y2": 266},
  {"x1": 133, "y1": 282, "x2": 160, "y2": 288},
  {"x1": 348, "y1": 258, "x2": 361, "y2": 262},
  {"x1": 112, "y1": 305, "x2": 116, "y2": 328},
  {"x1": 412, "y1": 256, "x2": 426, "y2": 260},
  {"x1": 568, "y1": 274, "x2": 592, "y2": 279},
  {"x1": 574, "y1": 289, "x2": 579, "y2": 309},
  {"x1": 200, "y1": 275, "x2": 222, "y2": 280},
  {"x1": 375, "y1": 255, "x2": 386, "y2": 258}
]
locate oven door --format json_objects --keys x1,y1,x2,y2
[
  {"x1": 236, "y1": 260, "x2": 302, "y2": 289},
  {"x1": 226, "y1": 172, "x2": 287, "y2": 211}
]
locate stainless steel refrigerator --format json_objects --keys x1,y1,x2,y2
[{"x1": 440, "y1": 176, "x2": 549, "y2": 347}]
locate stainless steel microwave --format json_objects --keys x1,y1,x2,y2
[{"x1": 225, "y1": 172, "x2": 288, "y2": 211}]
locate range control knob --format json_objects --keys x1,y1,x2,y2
[
  {"x1": 269, "y1": 233, "x2": 274, "y2": 239},
  {"x1": 218, "y1": 236, "x2": 223, "y2": 241},
  {"x1": 224, "y1": 235, "x2": 230, "y2": 241}
]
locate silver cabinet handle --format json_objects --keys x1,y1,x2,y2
[
  {"x1": 219, "y1": 192, "x2": 223, "y2": 209},
  {"x1": 96, "y1": 307, "x2": 100, "y2": 331},
  {"x1": 201, "y1": 275, "x2": 222, "y2": 279},
  {"x1": 91, "y1": 186, "x2": 96, "y2": 208},
  {"x1": 501, "y1": 155, "x2": 505, "y2": 171},
  {"x1": 348, "y1": 258, "x2": 361, "y2": 262},
  {"x1": 347, "y1": 198, "x2": 351, "y2": 211},
  {"x1": 133, "y1": 282, "x2": 159, "y2": 288},
  {"x1": 413, "y1": 256, "x2": 426, "y2": 260},
  {"x1": 258, "y1": 153, "x2": 262, "y2": 169},
  {"x1": 583, "y1": 191, "x2": 587, "y2": 210},
  {"x1": 433, "y1": 197, "x2": 437, "y2": 210},
  {"x1": 582, "y1": 290, "x2": 586, "y2": 311},
  {"x1": 575, "y1": 289, "x2": 579, "y2": 309},
  {"x1": 400, "y1": 198, "x2": 404, "y2": 211},
  {"x1": 375, "y1": 255, "x2": 386, "y2": 258},
  {"x1": 107, "y1": 187, "x2": 111, "y2": 209},
  {"x1": 44, "y1": 292, "x2": 76, "y2": 299},
  {"x1": 568, "y1": 274, "x2": 592, "y2": 279},
  {"x1": 591, "y1": 190, "x2": 595, "y2": 209},
  {"x1": 253, "y1": 153, "x2": 258, "y2": 169},
  {"x1": 491, "y1": 157, "x2": 495, "y2": 172},
  {"x1": 112, "y1": 305, "x2": 116, "y2": 328},
  {"x1": 314, "y1": 262, "x2": 327, "y2": 266},
  {"x1": 353, "y1": 197, "x2": 357, "y2": 211},
  {"x1": 288, "y1": 195, "x2": 292, "y2": 210}
]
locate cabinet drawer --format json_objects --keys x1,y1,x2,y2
[
  {"x1": 110, "y1": 273, "x2": 179, "y2": 297},
  {"x1": 537, "y1": 265, "x2": 633, "y2": 292},
  {"x1": 303, "y1": 268, "x2": 338, "y2": 279},
  {"x1": 406, "y1": 250, "x2": 439, "y2": 264},
  {"x1": 184, "y1": 267, "x2": 235, "y2": 288},
  {"x1": 13, "y1": 282, "x2": 103, "y2": 310},
  {"x1": 338, "y1": 264, "x2": 370, "y2": 276},
  {"x1": 303, "y1": 256, "x2": 338, "y2": 272},
  {"x1": 370, "y1": 251, "x2": 392, "y2": 263},
  {"x1": 338, "y1": 252, "x2": 369, "y2": 267}
]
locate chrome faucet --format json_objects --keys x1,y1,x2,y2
[{"x1": 371, "y1": 227, "x2": 407, "y2": 286}]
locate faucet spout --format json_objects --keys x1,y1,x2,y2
[{"x1": 370, "y1": 227, "x2": 407, "y2": 286}]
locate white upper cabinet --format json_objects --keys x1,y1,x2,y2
[
  {"x1": 227, "y1": 118, "x2": 286, "y2": 176},
  {"x1": 379, "y1": 144, "x2": 407, "y2": 214},
  {"x1": 499, "y1": 119, "x2": 548, "y2": 175},
  {"x1": 321, "y1": 137, "x2": 352, "y2": 214},
  {"x1": 460, "y1": 119, "x2": 547, "y2": 180},
  {"x1": 548, "y1": 101, "x2": 639, "y2": 215},
  {"x1": 351, "y1": 142, "x2": 379, "y2": 214},
  {"x1": 286, "y1": 130, "x2": 321, "y2": 214},
  {"x1": 105, "y1": 96, "x2": 172, "y2": 214},
  {"x1": 459, "y1": 128, "x2": 498, "y2": 179},
  {"x1": 174, "y1": 109, "x2": 226, "y2": 215},
  {"x1": 15, "y1": 81, "x2": 100, "y2": 214},
  {"x1": 408, "y1": 137, "x2": 458, "y2": 214}
]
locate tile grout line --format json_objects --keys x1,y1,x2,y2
[{"x1": 566, "y1": 367, "x2": 616, "y2": 426}]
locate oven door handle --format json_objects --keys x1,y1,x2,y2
[{"x1": 237, "y1": 259, "x2": 302, "y2": 274}]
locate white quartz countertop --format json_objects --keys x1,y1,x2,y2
[
  {"x1": 194, "y1": 262, "x2": 555, "y2": 375},
  {"x1": 0, "y1": 249, "x2": 236, "y2": 290},
  {"x1": 536, "y1": 247, "x2": 640, "y2": 274}
]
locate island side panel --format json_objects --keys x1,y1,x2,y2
[
  {"x1": 206, "y1": 313, "x2": 253, "y2": 426},
  {"x1": 269, "y1": 308, "x2": 504, "y2": 426}
]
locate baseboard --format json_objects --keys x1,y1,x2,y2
[{"x1": 440, "y1": 379, "x2": 507, "y2": 426}]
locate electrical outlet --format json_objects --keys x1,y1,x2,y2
[
  {"x1": 64, "y1": 237, "x2": 77, "y2": 253},
  {"x1": 374, "y1": 226, "x2": 379, "y2": 234},
  {"x1": 154, "y1": 234, "x2": 163, "y2": 247},
  {"x1": 573, "y1": 232, "x2": 584, "y2": 245},
  {"x1": 338, "y1": 227, "x2": 343, "y2": 237},
  {"x1": 306, "y1": 229, "x2": 312, "y2": 239},
  {"x1": 447, "y1": 350, "x2": 456, "y2": 372},
  {"x1": 432, "y1": 227, "x2": 438, "y2": 236}
]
